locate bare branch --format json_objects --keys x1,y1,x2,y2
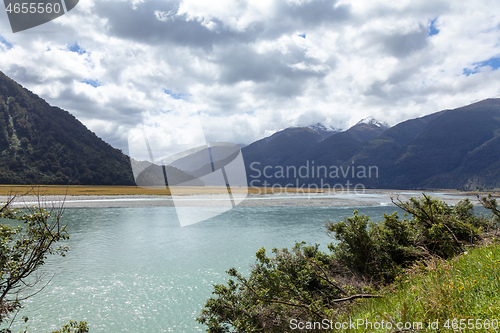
[
  {"x1": 331, "y1": 294, "x2": 383, "y2": 303},
  {"x1": 307, "y1": 258, "x2": 348, "y2": 296}
]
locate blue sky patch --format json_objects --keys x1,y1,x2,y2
[
  {"x1": 81, "y1": 79, "x2": 102, "y2": 87},
  {"x1": 0, "y1": 36, "x2": 13, "y2": 51},
  {"x1": 163, "y1": 89, "x2": 190, "y2": 100},
  {"x1": 428, "y1": 18, "x2": 439, "y2": 36},
  {"x1": 69, "y1": 42, "x2": 86, "y2": 55},
  {"x1": 463, "y1": 56, "x2": 500, "y2": 76}
]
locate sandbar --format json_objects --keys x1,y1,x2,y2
[{"x1": 0, "y1": 190, "x2": 484, "y2": 209}]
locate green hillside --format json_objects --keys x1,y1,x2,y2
[{"x1": 0, "y1": 71, "x2": 135, "y2": 185}]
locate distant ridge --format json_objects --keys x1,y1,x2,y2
[
  {"x1": 0, "y1": 71, "x2": 135, "y2": 185},
  {"x1": 306, "y1": 123, "x2": 341, "y2": 140},
  {"x1": 241, "y1": 124, "x2": 339, "y2": 170},
  {"x1": 355, "y1": 116, "x2": 389, "y2": 128},
  {"x1": 242, "y1": 100, "x2": 500, "y2": 190}
]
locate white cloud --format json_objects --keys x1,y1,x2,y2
[
  {"x1": 154, "y1": 10, "x2": 174, "y2": 22},
  {"x1": 0, "y1": 0, "x2": 499, "y2": 153},
  {"x1": 177, "y1": 0, "x2": 276, "y2": 31}
]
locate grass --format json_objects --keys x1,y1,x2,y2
[
  {"x1": 0, "y1": 185, "x2": 324, "y2": 196},
  {"x1": 336, "y1": 243, "x2": 500, "y2": 332},
  {"x1": 0, "y1": 185, "x2": 495, "y2": 197}
]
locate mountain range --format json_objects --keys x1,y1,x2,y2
[
  {"x1": 0, "y1": 71, "x2": 498, "y2": 190},
  {"x1": 242, "y1": 100, "x2": 500, "y2": 190}
]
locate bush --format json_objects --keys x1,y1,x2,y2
[
  {"x1": 198, "y1": 195, "x2": 499, "y2": 332},
  {"x1": 327, "y1": 196, "x2": 492, "y2": 282},
  {"x1": 48, "y1": 320, "x2": 89, "y2": 333},
  {"x1": 198, "y1": 243, "x2": 359, "y2": 332},
  {"x1": 393, "y1": 196, "x2": 489, "y2": 258}
]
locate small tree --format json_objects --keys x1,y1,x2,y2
[
  {"x1": 197, "y1": 243, "x2": 373, "y2": 332},
  {"x1": 0, "y1": 195, "x2": 88, "y2": 333},
  {"x1": 478, "y1": 194, "x2": 500, "y2": 229}
]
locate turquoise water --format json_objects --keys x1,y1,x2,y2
[{"x1": 11, "y1": 205, "x2": 405, "y2": 332}]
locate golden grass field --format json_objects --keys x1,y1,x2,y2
[
  {"x1": 0, "y1": 185, "x2": 324, "y2": 196},
  {"x1": 0, "y1": 185, "x2": 496, "y2": 197}
]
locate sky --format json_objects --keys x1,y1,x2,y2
[{"x1": 1, "y1": 0, "x2": 500, "y2": 158}]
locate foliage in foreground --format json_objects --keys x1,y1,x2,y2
[
  {"x1": 48, "y1": 320, "x2": 89, "y2": 333},
  {"x1": 339, "y1": 243, "x2": 500, "y2": 332},
  {"x1": 0, "y1": 196, "x2": 88, "y2": 333},
  {"x1": 197, "y1": 195, "x2": 499, "y2": 332},
  {"x1": 328, "y1": 195, "x2": 496, "y2": 282}
]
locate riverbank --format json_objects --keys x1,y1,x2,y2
[{"x1": 0, "y1": 189, "x2": 486, "y2": 208}]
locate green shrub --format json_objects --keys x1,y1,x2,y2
[
  {"x1": 198, "y1": 195, "x2": 499, "y2": 332},
  {"x1": 327, "y1": 196, "x2": 492, "y2": 282},
  {"x1": 198, "y1": 242, "x2": 358, "y2": 332}
]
